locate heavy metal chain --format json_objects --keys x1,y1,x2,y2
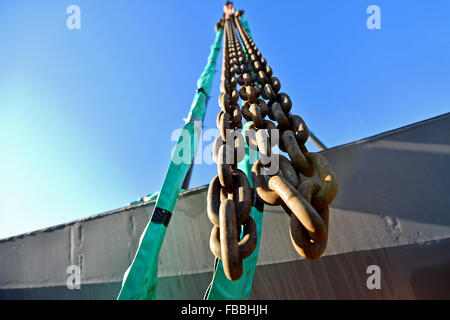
[
  {"x1": 232, "y1": 13, "x2": 339, "y2": 260},
  {"x1": 207, "y1": 18, "x2": 257, "y2": 281},
  {"x1": 207, "y1": 12, "x2": 339, "y2": 282}
]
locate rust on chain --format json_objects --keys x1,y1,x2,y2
[
  {"x1": 251, "y1": 160, "x2": 282, "y2": 205},
  {"x1": 231, "y1": 169, "x2": 252, "y2": 225},
  {"x1": 217, "y1": 145, "x2": 234, "y2": 191},
  {"x1": 255, "y1": 129, "x2": 271, "y2": 160},
  {"x1": 281, "y1": 130, "x2": 315, "y2": 177},
  {"x1": 277, "y1": 92, "x2": 292, "y2": 113},
  {"x1": 305, "y1": 152, "x2": 339, "y2": 210},
  {"x1": 290, "y1": 207, "x2": 329, "y2": 260},
  {"x1": 269, "y1": 102, "x2": 290, "y2": 128},
  {"x1": 206, "y1": 17, "x2": 260, "y2": 280},
  {"x1": 219, "y1": 199, "x2": 242, "y2": 280},
  {"x1": 217, "y1": 104, "x2": 242, "y2": 128},
  {"x1": 213, "y1": 131, "x2": 245, "y2": 165},
  {"x1": 289, "y1": 181, "x2": 329, "y2": 259},
  {"x1": 209, "y1": 170, "x2": 253, "y2": 227},
  {"x1": 207, "y1": 175, "x2": 222, "y2": 225},
  {"x1": 219, "y1": 112, "x2": 231, "y2": 141},
  {"x1": 245, "y1": 120, "x2": 277, "y2": 151},
  {"x1": 268, "y1": 175, "x2": 327, "y2": 242},
  {"x1": 278, "y1": 154, "x2": 301, "y2": 188},
  {"x1": 231, "y1": 12, "x2": 339, "y2": 261},
  {"x1": 288, "y1": 114, "x2": 309, "y2": 146},
  {"x1": 208, "y1": 11, "x2": 339, "y2": 269},
  {"x1": 210, "y1": 216, "x2": 257, "y2": 261}
]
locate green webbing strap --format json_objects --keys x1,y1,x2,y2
[
  {"x1": 239, "y1": 16, "x2": 253, "y2": 39},
  {"x1": 117, "y1": 28, "x2": 224, "y2": 300}
]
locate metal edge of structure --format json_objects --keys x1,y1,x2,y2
[{"x1": 1, "y1": 112, "x2": 450, "y2": 299}]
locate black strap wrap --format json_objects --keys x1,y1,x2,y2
[
  {"x1": 196, "y1": 87, "x2": 207, "y2": 96},
  {"x1": 196, "y1": 87, "x2": 210, "y2": 103},
  {"x1": 151, "y1": 207, "x2": 172, "y2": 227}
]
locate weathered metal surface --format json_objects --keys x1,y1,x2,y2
[
  {"x1": 231, "y1": 14, "x2": 339, "y2": 260},
  {"x1": 0, "y1": 112, "x2": 449, "y2": 299},
  {"x1": 208, "y1": 18, "x2": 257, "y2": 279}
]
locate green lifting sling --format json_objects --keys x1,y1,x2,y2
[{"x1": 117, "y1": 28, "x2": 223, "y2": 300}]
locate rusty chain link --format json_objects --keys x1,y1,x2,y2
[
  {"x1": 207, "y1": 18, "x2": 257, "y2": 281},
  {"x1": 207, "y1": 11, "x2": 339, "y2": 281},
  {"x1": 233, "y1": 13, "x2": 339, "y2": 260}
]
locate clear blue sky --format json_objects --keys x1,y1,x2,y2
[{"x1": 0, "y1": 0, "x2": 449, "y2": 239}]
